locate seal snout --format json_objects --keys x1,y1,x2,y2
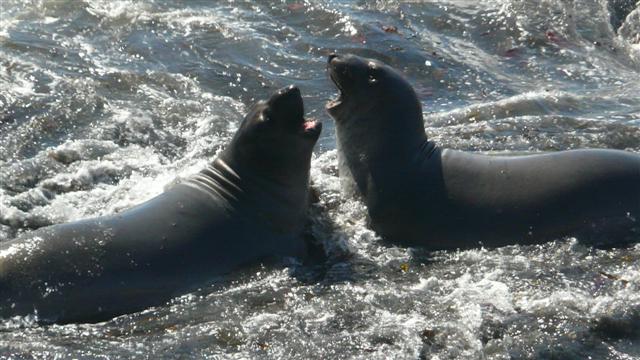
[
  {"x1": 268, "y1": 85, "x2": 321, "y2": 138},
  {"x1": 270, "y1": 85, "x2": 304, "y2": 122},
  {"x1": 327, "y1": 54, "x2": 347, "y2": 89},
  {"x1": 272, "y1": 85, "x2": 302, "y2": 109},
  {"x1": 326, "y1": 53, "x2": 344, "y2": 77},
  {"x1": 326, "y1": 54, "x2": 347, "y2": 113},
  {"x1": 277, "y1": 84, "x2": 301, "y2": 98}
]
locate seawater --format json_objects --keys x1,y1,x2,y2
[{"x1": 0, "y1": 0, "x2": 639, "y2": 358}]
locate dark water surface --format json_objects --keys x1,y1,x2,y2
[{"x1": 1, "y1": 0, "x2": 639, "y2": 358}]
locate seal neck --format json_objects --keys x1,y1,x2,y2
[
  {"x1": 186, "y1": 158, "x2": 244, "y2": 203},
  {"x1": 335, "y1": 117, "x2": 433, "y2": 199},
  {"x1": 336, "y1": 118, "x2": 428, "y2": 163},
  {"x1": 413, "y1": 139, "x2": 439, "y2": 163},
  {"x1": 186, "y1": 157, "x2": 309, "y2": 215}
]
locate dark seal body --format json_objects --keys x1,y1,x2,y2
[
  {"x1": 0, "y1": 86, "x2": 321, "y2": 323},
  {"x1": 327, "y1": 54, "x2": 640, "y2": 250}
]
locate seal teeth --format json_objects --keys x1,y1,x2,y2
[
  {"x1": 325, "y1": 97, "x2": 342, "y2": 110},
  {"x1": 327, "y1": 90, "x2": 343, "y2": 110},
  {"x1": 326, "y1": 71, "x2": 345, "y2": 110}
]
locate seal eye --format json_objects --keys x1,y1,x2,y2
[
  {"x1": 368, "y1": 74, "x2": 378, "y2": 85},
  {"x1": 260, "y1": 107, "x2": 275, "y2": 123},
  {"x1": 254, "y1": 112, "x2": 273, "y2": 130}
]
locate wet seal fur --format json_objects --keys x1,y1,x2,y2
[
  {"x1": 0, "y1": 86, "x2": 322, "y2": 323},
  {"x1": 327, "y1": 54, "x2": 640, "y2": 250}
]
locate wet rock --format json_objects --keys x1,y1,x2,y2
[
  {"x1": 48, "y1": 148, "x2": 81, "y2": 165},
  {"x1": 591, "y1": 307, "x2": 640, "y2": 340}
]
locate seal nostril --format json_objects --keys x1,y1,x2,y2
[{"x1": 278, "y1": 85, "x2": 299, "y2": 98}]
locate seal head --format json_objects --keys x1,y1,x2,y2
[
  {"x1": 224, "y1": 85, "x2": 322, "y2": 185},
  {"x1": 326, "y1": 54, "x2": 428, "y2": 198},
  {"x1": 327, "y1": 54, "x2": 423, "y2": 136}
]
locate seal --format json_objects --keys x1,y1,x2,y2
[
  {"x1": 0, "y1": 85, "x2": 322, "y2": 323},
  {"x1": 326, "y1": 54, "x2": 640, "y2": 250}
]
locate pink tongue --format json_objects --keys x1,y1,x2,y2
[{"x1": 303, "y1": 120, "x2": 317, "y2": 130}]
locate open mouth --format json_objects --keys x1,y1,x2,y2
[
  {"x1": 301, "y1": 118, "x2": 322, "y2": 137},
  {"x1": 326, "y1": 55, "x2": 346, "y2": 111},
  {"x1": 326, "y1": 71, "x2": 344, "y2": 110}
]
